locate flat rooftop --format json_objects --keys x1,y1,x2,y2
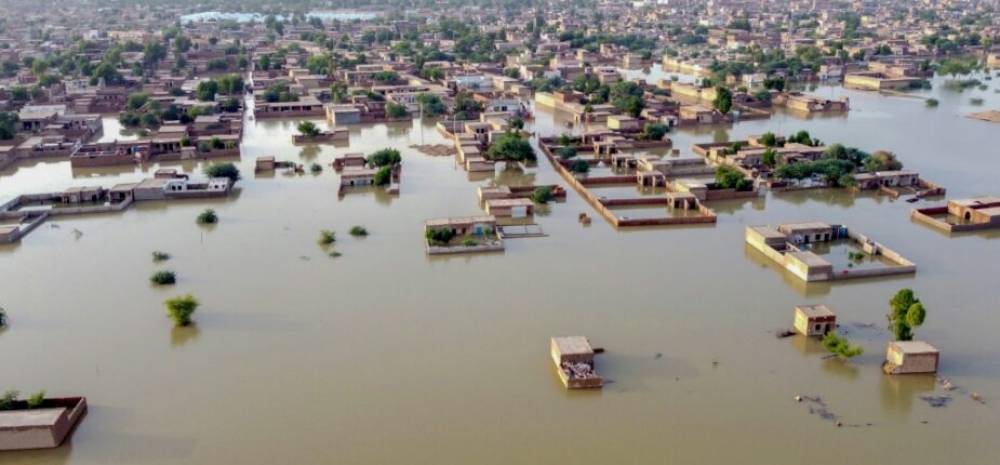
[
  {"x1": 891, "y1": 341, "x2": 939, "y2": 355},
  {"x1": 552, "y1": 336, "x2": 594, "y2": 356}
]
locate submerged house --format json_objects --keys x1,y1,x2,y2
[
  {"x1": 883, "y1": 341, "x2": 940, "y2": 375},
  {"x1": 550, "y1": 336, "x2": 603, "y2": 389},
  {"x1": 911, "y1": 196, "x2": 1000, "y2": 233},
  {"x1": 794, "y1": 304, "x2": 837, "y2": 336}
]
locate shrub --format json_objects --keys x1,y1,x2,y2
[
  {"x1": 318, "y1": 230, "x2": 336, "y2": 245},
  {"x1": 0, "y1": 307, "x2": 6, "y2": 327},
  {"x1": 349, "y1": 226, "x2": 368, "y2": 237},
  {"x1": 165, "y1": 294, "x2": 199, "y2": 327},
  {"x1": 925, "y1": 98, "x2": 939, "y2": 107},
  {"x1": 197, "y1": 209, "x2": 218, "y2": 225},
  {"x1": 426, "y1": 229, "x2": 455, "y2": 245},
  {"x1": 557, "y1": 146, "x2": 578, "y2": 160},
  {"x1": 462, "y1": 237, "x2": 477, "y2": 246},
  {"x1": 530, "y1": 186, "x2": 554, "y2": 204},
  {"x1": 204, "y1": 162, "x2": 241, "y2": 181},
  {"x1": 297, "y1": 120, "x2": 320, "y2": 137},
  {"x1": 197, "y1": 141, "x2": 211, "y2": 153},
  {"x1": 310, "y1": 163, "x2": 322, "y2": 174},
  {"x1": 26, "y1": 390, "x2": 45, "y2": 409},
  {"x1": 150, "y1": 271, "x2": 177, "y2": 285},
  {"x1": 714, "y1": 165, "x2": 752, "y2": 191},
  {"x1": 367, "y1": 148, "x2": 402, "y2": 167},
  {"x1": 385, "y1": 102, "x2": 409, "y2": 118},
  {"x1": 486, "y1": 132, "x2": 535, "y2": 162},
  {"x1": 822, "y1": 332, "x2": 863, "y2": 359},
  {"x1": 760, "y1": 132, "x2": 777, "y2": 147},
  {"x1": 374, "y1": 166, "x2": 393, "y2": 186},
  {"x1": 0, "y1": 390, "x2": 18, "y2": 410},
  {"x1": 152, "y1": 251, "x2": 171, "y2": 262},
  {"x1": 641, "y1": 122, "x2": 669, "y2": 141},
  {"x1": 570, "y1": 159, "x2": 590, "y2": 174}
]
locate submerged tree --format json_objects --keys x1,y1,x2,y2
[
  {"x1": 196, "y1": 209, "x2": 218, "y2": 225},
  {"x1": 165, "y1": 295, "x2": 199, "y2": 327},
  {"x1": 822, "y1": 332, "x2": 864, "y2": 359},
  {"x1": 296, "y1": 120, "x2": 321, "y2": 137},
  {"x1": 888, "y1": 289, "x2": 927, "y2": 341}
]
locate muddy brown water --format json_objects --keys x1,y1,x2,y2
[{"x1": 2, "y1": 70, "x2": 1000, "y2": 464}]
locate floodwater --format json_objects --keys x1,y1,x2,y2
[{"x1": 3, "y1": 67, "x2": 1000, "y2": 464}]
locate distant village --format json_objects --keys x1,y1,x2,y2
[{"x1": 1, "y1": 0, "x2": 999, "y2": 452}]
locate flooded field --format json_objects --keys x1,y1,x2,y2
[{"x1": 3, "y1": 70, "x2": 1000, "y2": 464}]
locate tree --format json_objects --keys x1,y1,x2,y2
[
  {"x1": 204, "y1": 163, "x2": 241, "y2": 182},
  {"x1": 196, "y1": 80, "x2": 219, "y2": 101},
  {"x1": 165, "y1": 294, "x2": 199, "y2": 327},
  {"x1": 641, "y1": 123, "x2": 668, "y2": 141},
  {"x1": 415, "y1": 93, "x2": 446, "y2": 115},
  {"x1": 822, "y1": 332, "x2": 864, "y2": 359},
  {"x1": 196, "y1": 209, "x2": 218, "y2": 225},
  {"x1": 486, "y1": 132, "x2": 535, "y2": 162},
  {"x1": 760, "y1": 132, "x2": 777, "y2": 147},
  {"x1": 530, "y1": 186, "x2": 554, "y2": 204},
  {"x1": 297, "y1": 120, "x2": 321, "y2": 137},
  {"x1": 372, "y1": 165, "x2": 392, "y2": 186},
  {"x1": 126, "y1": 92, "x2": 150, "y2": 110},
  {"x1": 865, "y1": 150, "x2": 903, "y2": 172},
  {"x1": 318, "y1": 230, "x2": 336, "y2": 245},
  {"x1": 762, "y1": 148, "x2": 779, "y2": 168},
  {"x1": 888, "y1": 289, "x2": 927, "y2": 341},
  {"x1": 714, "y1": 165, "x2": 752, "y2": 190},
  {"x1": 426, "y1": 229, "x2": 455, "y2": 245},
  {"x1": 385, "y1": 102, "x2": 409, "y2": 118},
  {"x1": 367, "y1": 148, "x2": 402, "y2": 167},
  {"x1": 713, "y1": 86, "x2": 733, "y2": 114},
  {"x1": 350, "y1": 226, "x2": 368, "y2": 237},
  {"x1": 570, "y1": 159, "x2": 590, "y2": 174},
  {"x1": 0, "y1": 112, "x2": 18, "y2": 140}
]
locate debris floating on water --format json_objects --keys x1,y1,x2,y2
[{"x1": 920, "y1": 395, "x2": 952, "y2": 408}]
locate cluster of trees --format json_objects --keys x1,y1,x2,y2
[
  {"x1": 415, "y1": 93, "x2": 446, "y2": 115},
  {"x1": 453, "y1": 91, "x2": 484, "y2": 120},
  {"x1": 486, "y1": 132, "x2": 535, "y2": 162},
  {"x1": 263, "y1": 83, "x2": 299, "y2": 103},
  {"x1": 385, "y1": 102, "x2": 409, "y2": 118},
  {"x1": 714, "y1": 166, "x2": 753, "y2": 191},
  {"x1": 426, "y1": 228, "x2": 456, "y2": 246},
  {"x1": 0, "y1": 112, "x2": 18, "y2": 140}
]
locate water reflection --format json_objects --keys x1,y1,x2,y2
[
  {"x1": 821, "y1": 357, "x2": 861, "y2": 381},
  {"x1": 879, "y1": 373, "x2": 937, "y2": 416},
  {"x1": 170, "y1": 323, "x2": 200, "y2": 348}
]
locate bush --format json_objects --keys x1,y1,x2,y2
[
  {"x1": 318, "y1": 230, "x2": 336, "y2": 245},
  {"x1": 925, "y1": 98, "x2": 939, "y2": 107},
  {"x1": 0, "y1": 390, "x2": 18, "y2": 410},
  {"x1": 349, "y1": 226, "x2": 368, "y2": 237},
  {"x1": 530, "y1": 186, "x2": 554, "y2": 204},
  {"x1": 310, "y1": 163, "x2": 322, "y2": 174},
  {"x1": 150, "y1": 271, "x2": 177, "y2": 285},
  {"x1": 486, "y1": 132, "x2": 535, "y2": 162},
  {"x1": 197, "y1": 209, "x2": 218, "y2": 225},
  {"x1": 641, "y1": 123, "x2": 669, "y2": 141},
  {"x1": 557, "y1": 146, "x2": 578, "y2": 160},
  {"x1": 714, "y1": 165, "x2": 752, "y2": 191},
  {"x1": 374, "y1": 166, "x2": 392, "y2": 186},
  {"x1": 204, "y1": 162, "x2": 241, "y2": 182},
  {"x1": 386, "y1": 102, "x2": 409, "y2": 118},
  {"x1": 426, "y1": 229, "x2": 455, "y2": 245},
  {"x1": 367, "y1": 148, "x2": 402, "y2": 167},
  {"x1": 26, "y1": 390, "x2": 45, "y2": 409},
  {"x1": 570, "y1": 159, "x2": 590, "y2": 174},
  {"x1": 297, "y1": 120, "x2": 320, "y2": 137},
  {"x1": 462, "y1": 237, "x2": 478, "y2": 246},
  {"x1": 197, "y1": 141, "x2": 211, "y2": 153},
  {"x1": 822, "y1": 332, "x2": 863, "y2": 359},
  {"x1": 152, "y1": 251, "x2": 171, "y2": 262},
  {"x1": 165, "y1": 294, "x2": 199, "y2": 327}
]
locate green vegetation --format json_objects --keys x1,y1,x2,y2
[
  {"x1": 865, "y1": 150, "x2": 903, "y2": 172},
  {"x1": 385, "y1": 102, "x2": 409, "y2": 118},
  {"x1": 762, "y1": 148, "x2": 780, "y2": 168},
  {"x1": 462, "y1": 237, "x2": 478, "y2": 247},
  {"x1": 0, "y1": 306, "x2": 6, "y2": 327},
  {"x1": 426, "y1": 229, "x2": 455, "y2": 246},
  {"x1": 557, "y1": 146, "x2": 578, "y2": 160},
  {"x1": 310, "y1": 163, "x2": 322, "y2": 174},
  {"x1": 888, "y1": 289, "x2": 927, "y2": 341},
  {"x1": 204, "y1": 163, "x2": 241, "y2": 182},
  {"x1": 759, "y1": 132, "x2": 778, "y2": 147},
  {"x1": 26, "y1": 390, "x2": 45, "y2": 409},
  {"x1": 970, "y1": 98, "x2": 984, "y2": 106},
  {"x1": 639, "y1": 123, "x2": 669, "y2": 141},
  {"x1": 486, "y1": 132, "x2": 535, "y2": 162},
  {"x1": 925, "y1": 98, "x2": 939, "y2": 107},
  {"x1": 263, "y1": 83, "x2": 299, "y2": 103},
  {"x1": 416, "y1": 93, "x2": 446, "y2": 115},
  {"x1": 570, "y1": 159, "x2": 590, "y2": 174},
  {"x1": 318, "y1": 230, "x2": 336, "y2": 245},
  {"x1": 823, "y1": 332, "x2": 864, "y2": 359},
  {"x1": 165, "y1": 294, "x2": 199, "y2": 327},
  {"x1": 0, "y1": 390, "x2": 18, "y2": 410},
  {"x1": 610, "y1": 81, "x2": 645, "y2": 117},
  {"x1": 0, "y1": 112, "x2": 18, "y2": 140},
  {"x1": 297, "y1": 120, "x2": 321, "y2": 137},
  {"x1": 196, "y1": 209, "x2": 218, "y2": 225},
  {"x1": 713, "y1": 86, "x2": 733, "y2": 115},
  {"x1": 150, "y1": 271, "x2": 177, "y2": 285},
  {"x1": 152, "y1": 251, "x2": 171, "y2": 262},
  {"x1": 374, "y1": 166, "x2": 393, "y2": 186},
  {"x1": 714, "y1": 165, "x2": 753, "y2": 191},
  {"x1": 530, "y1": 186, "x2": 555, "y2": 204},
  {"x1": 367, "y1": 148, "x2": 402, "y2": 167},
  {"x1": 350, "y1": 226, "x2": 369, "y2": 237}
]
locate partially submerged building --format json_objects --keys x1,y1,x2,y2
[
  {"x1": 745, "y1": 222, "x2": 916, "y2": 283},
  {"x1": 550, "y1": 336, "x2": 603, "y2": 389},
  {"x1": 0, "y1": 397, "x2": 87, "y2": 451},
  {"x1": 912, "y1": 196, "x2": 1000, "y2": 233},
  {"x1": 883, "y1": 341, "x2": 940, "y2": 375},
  {"x1": 793, "y1": 304, "x2": 837, "y2": 336}
]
